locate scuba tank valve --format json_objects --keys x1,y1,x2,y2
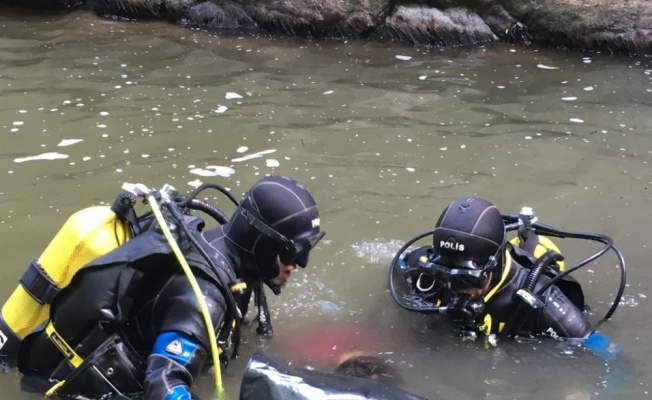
[{"x1": 517, "y1": 206, "x2": 537, "y2": 241}]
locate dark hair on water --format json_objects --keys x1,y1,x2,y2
[{"x1": 333, "y1": 355, "x2": 401, "y2": 386}]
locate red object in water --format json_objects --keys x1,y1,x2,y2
[{"x1": 277, "y1": 321, "x2": 404, "y2": 368}]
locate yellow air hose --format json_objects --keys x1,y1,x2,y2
[{"x1": 147, "y1": 195, "x2": 224, "y2": 399}]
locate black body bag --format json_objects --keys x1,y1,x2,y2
[{"x1": 239, "y1": 351, "x2": 429, "y2": 400}]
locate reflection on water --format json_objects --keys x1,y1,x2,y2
[{"x1": 2, "y1": 7, "x2": 651, "y2": 400}]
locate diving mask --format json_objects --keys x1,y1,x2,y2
[{"x1": 240, "y1": 208, "x2": 325, "y2": 268}]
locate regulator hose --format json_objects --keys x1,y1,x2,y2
[
  {"x1": 176, "y1": 183, "x2": 239, "y2": 208},
  {"x1": 523, "y1": 249, "x2": 564, "y2": 293},
  {"x1": 164, "y1": 200, "x2": 243, "y2": 357},
  {"x1": 254, "y1": 282, "x2": 273, "y2": 336},
  {"x1": 502, "y1": 213, "x2": 627, "y2": 327},
  {"x1": 185, "y1": 198, "x2": 231, "y2": 225}
]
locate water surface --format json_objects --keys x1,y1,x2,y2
[{"x1": 1, "y1": 7, "x2": 651, "y2": 400}]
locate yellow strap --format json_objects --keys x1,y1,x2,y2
[
  {"x1": 478, "y1": 314, "x2": 493, "y2": 335},
  {"x1": 230, "y1": 282, "x2": 247, "y2": 292},
  {"x1": 483, "y1": 251, "x2": 512, "y2": 302},
  {"x1": 45, "y1": 380, "x2": 66, "y2": 397},
  {"x1": 45, "y1": 321, "x2": 83, "y2": 368}
]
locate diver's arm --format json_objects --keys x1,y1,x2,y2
[
  {"x1": 536, "y1": 284, "x2": 593, "y2": 339},
  {"x1": 144, "y1": 274, "x2": 227, "y2": 400},
  {"x1": 532, "y1": 284, "x2": 618, "y2": 359},
  {"x1": 144, "y1": 333, "x2": 207, "y2": 400}
]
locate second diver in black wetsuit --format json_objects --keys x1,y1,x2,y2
[{"x1": 390, "y1": 196, "x2": 624, "y2": 356}]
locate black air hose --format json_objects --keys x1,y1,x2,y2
[
  {"x1": 186, "y1": 198, "x2": 230, "y2": 225},
  {"x1": 523, "y1": 249, "x2": 564, "y2": 293},
  {"x1": 254, "y1": 283, "x2": 273, "y2": 336},
  {"x1": 177, "y1": 183, "x2": 239, "y2": 208}
]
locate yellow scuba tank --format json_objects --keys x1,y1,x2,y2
[
  {"x1": 510, "y1": 235, "x2": 565, "y2": 271},
  {"x1": 0, "y1": 206, "x2": 132, "y2": 344}
]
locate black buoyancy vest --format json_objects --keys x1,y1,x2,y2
[{"x1": 17, "y1": 216, "x2": 240, "y2": 374}]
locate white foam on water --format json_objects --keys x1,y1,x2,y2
[
  {"x1": 351, "y1": 238, "x2": 407, "y2": 264},
  {"x1": 396, "y1": 55, "x2": 412, "y2": 61},
  {"x1": 58, "y1": 139, "x2": 83, "y2": 147},
  {"x1": 231, "y1": 149, "x2": 276, "y2": 163},
  {"x1": 213, "y1": 105, "x2": 228, "y2": 114},
  {"x1": 236, "y1": 146, "x2": 248, "y2": 153},
  {"x1": 266, "y1": 159, "x2": 280, "y2": 167},
  {"x1": 537, "y1": 64, "x2": 559, "y2": 70},
  {"x1": 189, "y1": 166, "x2": 235, "y2": 177},
  {"x1": 225, "y1": 92, "x2": 243, "y2": 100},
  {"x1": 570, "y1": 118, "x2": 584, "y2": 123},
  {"x1": 14, "y1": 152, "x2": 69, "y2": 163},
  {"x1": 188, "y1": 179, "x2": 203, "y2": 188},
  {"x1": 562, "y1": 97, "x2": 577, "y2": 101},
  {"x1": 323, "y1": 90, "x2": 334, "y2": 95}
]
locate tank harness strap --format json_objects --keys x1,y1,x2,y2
[
  {"x1": 216, "y1": 280, "x2": 248, "y2": 361},
  {"x1": 45, "y1": 321, "x2": 84, "y2": 368},
  {"x1": 19, "y1": 260, "x2": 60, "y2": 305},
  {"x1": 519, "y1": 232, "x2": 540, "y2": 254}
]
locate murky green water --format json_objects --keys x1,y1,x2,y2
[{"x1": 1, "y1": 7, "x2": 651, "y2": 400}]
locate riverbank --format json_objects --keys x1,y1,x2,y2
[{"x1": 2, "y1": 0, "x2": 651, "y2": 55}]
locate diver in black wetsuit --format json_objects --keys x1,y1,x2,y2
[
  {"x1": 0, "y1": 175, "x2": 325, "y2": 400},
  {"x1": 390, "y1": 197, "x2": 621, "y2": 351}
]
